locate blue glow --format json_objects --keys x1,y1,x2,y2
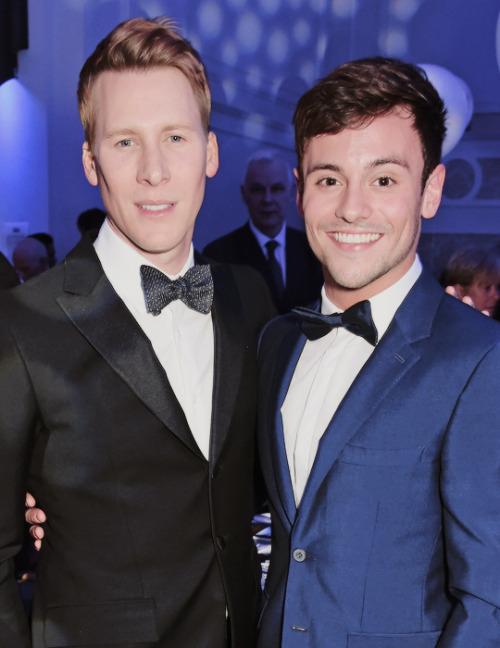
[
  {"x1": 389, "y1": 0, "x2": 422, "y2": 21},
  {"x1": 310, "y1": 0, "x2": 327, "y2": 12},
  {"x1": 293, "y1": 19, "x2": 312, "y2": 46},
  {"x1": 331, "y1": 0, "x2": 359, "y2": 18},
  {"x1": 221, "y1": 40, "x2": 238, "y2": 66},
  {"x1": 378, "y1": 27, "x2": 408, "y2": 57},
  {"x1": 227, "y1": 0, "x2": 247, "y2": 9},
  {"x1": 198, "y1": 2, "x2": 223, "y2": 39},
  {"x1": 268, "y1": 29, "x2": 289, "y2": 64},
  {"x1": 243, "y1": 113, "x2": 266, "y2": 140},
  {"x1": 258, "y1": 0, "x2": 281, "y2": 15},
  {"x1": 496, "y1": 10, "x2": 500, "y2": 73},
  {"x1": 236, "y1": 12, "x2": 262, "y2": 54}
]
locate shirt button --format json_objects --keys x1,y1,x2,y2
[{"x1": 292, "y1": 548, "x2": 307, "y2": 562}]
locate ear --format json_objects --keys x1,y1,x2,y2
[
  {"x1": 82, "y1": 142, "x2": 99, "y2": 187},
  {"x1": 453, "y1": 283, "x2": 466, "y2": 299},
  {"x1": 422, "y1": 163, "x2": 446, "y2": 220},
  {"x1": 294, "y1": 167, "x2": 304, "y2": 220},
  {"x1": 240, "y1": 184, "x2": 249, "y2": 206},
  {"x1": 205, "y1": 131, "x2": 219, "y2": 179}
]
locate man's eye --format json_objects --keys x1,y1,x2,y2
[
  {"x1": 375, "y1": 176, "x2": 393, "y2": 187},
  {"x1": 169, "y1": 135, "x2": 183, "y2": 143},
  {"x1": 319, "y1": 177, "x2": 338, "y2": 186},
  {"x1": 118, "y1": 139, "x2": 133, "y2": 147}
]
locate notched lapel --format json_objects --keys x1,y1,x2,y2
[
  {"x1": 270, "y1": 320, "x2": 307, "y2": 525},
  {"x1": 58, "y1": 250, "x2": 200, "y2": 458},
  {"x1": 299, "y1": 271, "x2": 443, "y2": 512}
]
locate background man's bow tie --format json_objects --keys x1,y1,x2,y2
[
  {"x1": 140, "y1": 264, "x2": 214, "y2": 315},
  {"x1": 293, "y1": 300, "x2": 378, "y2": 346}
]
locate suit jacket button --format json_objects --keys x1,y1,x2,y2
[
  {"x1": 217, "y1": 536, "x2": 226, "y2": 550},
  {"x1": 292, "y1": 548, "x2": 306, "y2": 562}
]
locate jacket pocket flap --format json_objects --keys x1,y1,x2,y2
[{"x1": 347, "y1": 631, "x2": 441, "y2": 647}]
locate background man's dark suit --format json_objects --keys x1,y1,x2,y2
[
  {"x1": 203, "y1": 222, "x2": 323, "y2": 313},
  {"x1": 0, "y1": 235, "x2": 275, "y2": 648}
]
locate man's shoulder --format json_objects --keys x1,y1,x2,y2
[
  {"x1": 440, "y1": 292, "x2": 500, "y2": 343},
  {"x1": 259, "y1": 310, "x2": 303, "y2": 350},
  {"x1": 209, "y1": 261, "x2": 277, "y2": 324},
  {"x1": 4, "y1": 237, "x2": 100, "y2": 315},
  {"x1": 203, "y1": 223, "x2": 251, "y2": 260},
  {"x1": 396, "y1": 269, "x2": 500, "y2": 351}
]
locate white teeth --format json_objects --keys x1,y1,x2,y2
[
  {"x1": 141, "y1": 204, "x2": 171, "y2": 211},
  {"x1": 333, "y1": 232, "x2": 381, "y2": 244}
]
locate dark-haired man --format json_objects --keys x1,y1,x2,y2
[{"x1": 257, "y1": 58, "x2": 500, "y2": 647}]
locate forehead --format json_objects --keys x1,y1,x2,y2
[
  {"x1": 245, "y1": 158, "x2": 290, "y2": 185},
  {"x1": 303, "y1": 111, "x2": 424, "y2": 171},
  {"x1": 91, "y1": 67, "x2": 202, "y2": 131},
  {"x1": 475, "y1": 271, "x2": 500, "y2": 284}
]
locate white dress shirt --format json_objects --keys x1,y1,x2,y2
[
  {"x1": 249, "y1": 219, "x2": 287, "y2": 284},
  {"x1": 94, "y1": 220, "x2": 214, "y2": 459},
  {"x1": 281, "y1": 257, "x2": 423, "y2": 506}
]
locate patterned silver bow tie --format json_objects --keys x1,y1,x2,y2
[{"x1": 140, "y1": 264, "x2": 214, "y2": 315}]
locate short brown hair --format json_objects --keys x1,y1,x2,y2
[
  {"x1": 443, "y1": 246, "x2": 500, "y2": 288},
  {"x1": 293, "y1": 57, "x2": 446, "y2": 193},
  {"x1": 78, "y1": 17, "x2": 211, "y2": 146}
]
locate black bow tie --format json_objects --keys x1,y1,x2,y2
[
  {"x1": 140, "y1": 264, "x2": 214, "y2": 315},
  {"x1": 293, "y1": 300, "x2": 378, "y2": 346}
]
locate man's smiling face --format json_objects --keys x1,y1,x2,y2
[
  {"x1": 297, "y1": 110, "x2": 445, "y2": 309},
  {"x1": 82, "y1": 66, "x2": 218, "y2": 275}
]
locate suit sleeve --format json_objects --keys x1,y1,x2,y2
[
  {"x1": 0, "y1": 319, "x2": 37, "y2": 646},
  {"x1": 439, "y1": 342, "x2": 500, "y2": 646}
]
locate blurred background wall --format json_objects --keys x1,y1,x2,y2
[{"x1": 1, "y1": 0, "x2": 500, "y2": 274}]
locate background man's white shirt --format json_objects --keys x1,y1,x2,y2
[{"x1": 249, "y1": 219, "x2": 286, "y2": 283}]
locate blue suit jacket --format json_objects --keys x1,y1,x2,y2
[{"x1": 257, "y1": 268, "x2": 500, "y2": 648}]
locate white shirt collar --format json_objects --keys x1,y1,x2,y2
[
  {"x1": 248, "y1": 219, "x2": 287, "y2": 250},
  {"x1": 321, "y1": 256, "x2": 422, "y2": 341},
  {"x1": 93, "y1": 218, "x2": 195, "y2": 316}
]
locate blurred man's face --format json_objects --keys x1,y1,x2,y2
[
  {"x1": 13, "y1": 240, "x2": 49, "y2": 282},
  {"x1": 241, "y1": 157, "x2": 295, "y2": 238},
  {"x1": 458, "y1": 276, "x2": 500, "y2": 316}
]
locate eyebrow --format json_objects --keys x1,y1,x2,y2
[
  {"x1": 370, "y1": 157, "x2": 410, "y2": 170},
  {"x1": 104, "y1": 124, "x2": 194, "y2": 140},
  {"x1": 305, "y1": 158, "x2": 410, "y2": 177}
]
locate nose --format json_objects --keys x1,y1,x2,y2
[
  {"x1": 137, "y1": 143, "x2": 169, "y2": 186},
  {"x1": 336, "y1": 183, "x2": 370, "y2": 222},
  {"x1": 262, "y1": 187, "x2": 273, "y2": 203}
]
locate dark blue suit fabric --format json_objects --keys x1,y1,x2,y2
[{"x1": 257, "y1": 268, "x2": 500, "y2": 648}]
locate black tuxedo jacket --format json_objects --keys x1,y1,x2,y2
[
  {"x1": 203, "y1": 222, "x2": 323, "y2": 313},
  {"x1": 0, "y1": 235, "x2": 275, "y2": 648}
]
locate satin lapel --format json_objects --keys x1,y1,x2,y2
[
  {"x1": 57, "y1": 244, "x2": 200, "y2": 457},
  {"x1": 269, "y1": 319, "x2": 308, "y2": 526},
  {"x1": 208, "y1": 264, "x2": 246, "y2": 462},
  {"x1": 298, "y1": 270, "x2": 442, "y2": 513}
]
